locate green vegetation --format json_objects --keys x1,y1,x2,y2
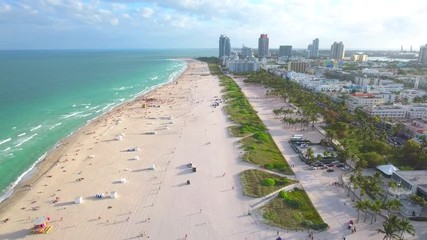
[
  {"x1": 204, "y1": 64, "x2": 293, "y2": 174},
  {"x1": 240, "y1": 169, "x2": 295, "y2": 198},
  {"x1": 263, "y1": 188, "x2": 328, "y2": 230},
  {"x1": 245, "y1": 70, "x2": 427, "y2": 170}
]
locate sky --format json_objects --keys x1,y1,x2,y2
[{"x1": 0, "y1": 0, "x2": 426, "y2": 50}]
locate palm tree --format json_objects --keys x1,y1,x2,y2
[
  {"x1": 397, "y1": 218, "x2": 415, "y2": 239},
  {"x1": 384, "y1": 199, "x2": 402, "y2": 216},
  {"x1": 378, "y1": 215, "x2": 400, "y2": 240},
  {"x1": 369, "y1": 200, "x2": 383, "y2": 224},
  {"x1": 362, "y1": 199, "x2": 370, "y2": 222},
  {"x1": 354, "y1": 200, "x2": 366, "y2": 222}
]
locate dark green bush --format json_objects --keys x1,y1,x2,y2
[
  {"x1": 310, "y1": 223, "x2": 329, "y2": 230},
  {"x1": 284, "y1": 198, "x2": 300, "y2": 209},
  {"x1": 264, "y1": 163, "x2": 273, "y2": 170},
  {"x1": 301, "y1": 220, "x2": 313, "y2": 228},
  {"x1": 261, "y1": 178, "x2": 276, "y2": 186}
]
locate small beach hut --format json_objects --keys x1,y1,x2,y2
[
  {"x1": 133, "y1": 156, "x2": 140, "y2": 160},
  {"x1": 120, "y1": 178, "x2": 127, "y2": 184},
  {"x1": 116, "y1": 135, "x2": 123, "y2": 141},
  {"x1": 32, "y1": 217, "x2": 51, "y2": 234},
  {"x1": 110, "y1": 191, "x2": 117, "y2": 199},
  {"x1": 74, "y1": 196, "x2": 83, "y2": 204}
]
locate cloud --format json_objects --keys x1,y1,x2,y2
[
  {"x1": 0, "y1": 0, "x2": 426, "y2": 49},
  {"x1": 140, "y1": 7, "x2": 154, "y2": 18}
]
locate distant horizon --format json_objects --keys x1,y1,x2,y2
[{"x1": 0, "y1": 47, "x2": 421, "y2": 52}]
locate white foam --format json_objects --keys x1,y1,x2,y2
[
  {"x1": 15, "y1": 133, "x2": 37, "y2": 147},
  {"x1": 0, "y1": 138, "x2": 11, "y2": 146},
  {"x1": 30, "y1": 125, "x2": 41, "y2": 131},
  {"x1": 3, "y1": 147, "x2": 11, "y2": 152},
  {"x1": 62, "y1": 111, "x2": 83, "y2": 119},
  {"x1": 102, "y1": 103, "x2": 114, "y2": 111},
  {"x1": 80, "y1": 113, "x2": 92, "y2": 118},
  {"x1": 17, "y1": 133, "x2": 26, "y2": 137},
  {"x1": 49, "y1": 122, "x2": 62, "y2": 130}
]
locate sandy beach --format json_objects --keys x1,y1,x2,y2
[
  {"x1": 0, "y1": 60, "x2": 266, "y2": 240},
  {"x1": 1, "y1": 60, "x2": 421, "y2": 240}
]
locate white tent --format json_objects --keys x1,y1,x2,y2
[
  {"x1": 377, "y1": 164, "x2": 399, "y2": 176},
  {"x1": 74, "y1": 196, "x2": 83, "y2": 204},
  {"x1": 116, "y1": 135, "x2": 123, "y2": 141},
  {"x1": 150, "y1": 164, "x2": 156, "y2": 170},
  {"x1": 120, "y1": 178, "x2": 126, "y2": 183},
  {"x1": 133, "y1": 156, "x2": 140, "y2": 160},
  {"x1": 110, "y1": 191, "x2": 117, "y2": 199}
]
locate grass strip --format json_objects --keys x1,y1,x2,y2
[
  {"x1": 206, "y1": 63, "x2": 293, "y2": 175},
  {"x1": 240, "y1": 169, "x2": 296, "y2": 198},
  {"x1": 263, "y1": 188, "x2": 328, "y2": 230}
]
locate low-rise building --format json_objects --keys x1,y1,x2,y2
[
  {"x1": 391, "y1": 170, "x2": 427, "y2": 199},
  {"x1": 364, "y1": 105, "x2": 406, "y2": 120},
  {"x1": 346, "y1": 93, "x2": 385, "y2": 112},
  {"x1": 400, "y1": 89, "x2": 427, "y2": 103},
  {"x1": 406, "y1": 104, "x2": 427, "y2": 119},
  {"x1": 226, "y1": 59, "x2": 260, "y2": 73},
  {"x1": 351, "y1": 54, "x2": 368, "y2": 62},
  {"x1": 288, "y1": 61, "x2": 309, "y2": 73}
]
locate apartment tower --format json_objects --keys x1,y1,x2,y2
[
  {"x1": 258, "y1": 34, "x2": 269, "y2": 58},
  {"x1": 219, "y1": 35, "x2": 231, "y2": 58},
  {"x1": 330, "y1": 41, "x2": 345, "y2": 60}
]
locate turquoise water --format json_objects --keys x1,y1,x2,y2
[{"x1": 0, "y1": 49, "x2": 216, "y2": 202}]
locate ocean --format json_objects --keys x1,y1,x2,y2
[{"x1": 0, "y1": 49, "x2": 217, "y2": 202}]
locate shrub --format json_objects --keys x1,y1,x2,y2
[
  {"x1": 262, "y1": 178, "x2": 276, "y2": 186},
  {"x1": 264, "y1": 163, "x2": 273, "y2": 170},
  {"x1": 278, "y1": 190, "x2": 287, "y2": 199},
  {"x1": 310, "y1": 223, "x2": 329, "y2": 230},
  {"x1": 284, "y1": 198, "x2": 300, "y2": 209},
  {"x1": 301, "y1": 220, "x2": 313, "y2": 228}
]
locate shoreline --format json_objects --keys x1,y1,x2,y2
[{"x1": 0, "y1": 59, "x2": 189, "y2": 214}]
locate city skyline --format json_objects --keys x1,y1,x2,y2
[{"x1": 0, "y1": 0, "x2": 427, "y2": 50}]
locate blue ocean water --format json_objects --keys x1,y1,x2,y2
[{"x1": 0, "y1": 49, "x2": 216, "y2": 202}]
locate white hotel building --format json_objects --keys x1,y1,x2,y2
[
  {"x1": 346, "y1": 93, "x2": 385, "y2": 112},
  {"x1": 364, "y1": 105, "x2": 406, "y2": 120}
]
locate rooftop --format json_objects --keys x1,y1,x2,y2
[{"x1": 394, "y1": 170, "x2": 427, "y2": 185}]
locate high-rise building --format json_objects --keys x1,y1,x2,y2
[
  {"x1": 219, "y1": 35, "x2": 231, "y2": 58},
  {"x1": 279, "y1": 45, "x2": 292, "y2": 59},
  {"x1": 419, "y1": 44, "x2": 427, "y2": 64},
  {"x1": 330, "y1": 41, "x2": 345, "y2": 60},
  {"x1": 307, "y1": 38, "x2": 319, "y2": 58},
  {"x1": 307, "y1": 44, "x2": 312, "y2": 58},
  {"x1": 258, "y1": 34, "x2": 269, "y2": 58},
  {"x1": 311, "y1": 38, "x2": 319, "y2": 58}
]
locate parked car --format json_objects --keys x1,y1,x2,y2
[
  {"x1": 309, "y1": 166, "x2": 318, "y2": 170},
  {"x1": 327, "y1": 164, "x2": 335, "y2": 167},
  {"x1": 341, "y1": 166, "x2": 350, "y2": 171},
  {"x1": 327, "y1": 168, "x2": 335, "y2": 172},
  {"x1": 337, "y1": 163, "x2": 345, "y2": 168},
  {"x1": 320, "y1": 166, "x2": 328, "y2": 170}
]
